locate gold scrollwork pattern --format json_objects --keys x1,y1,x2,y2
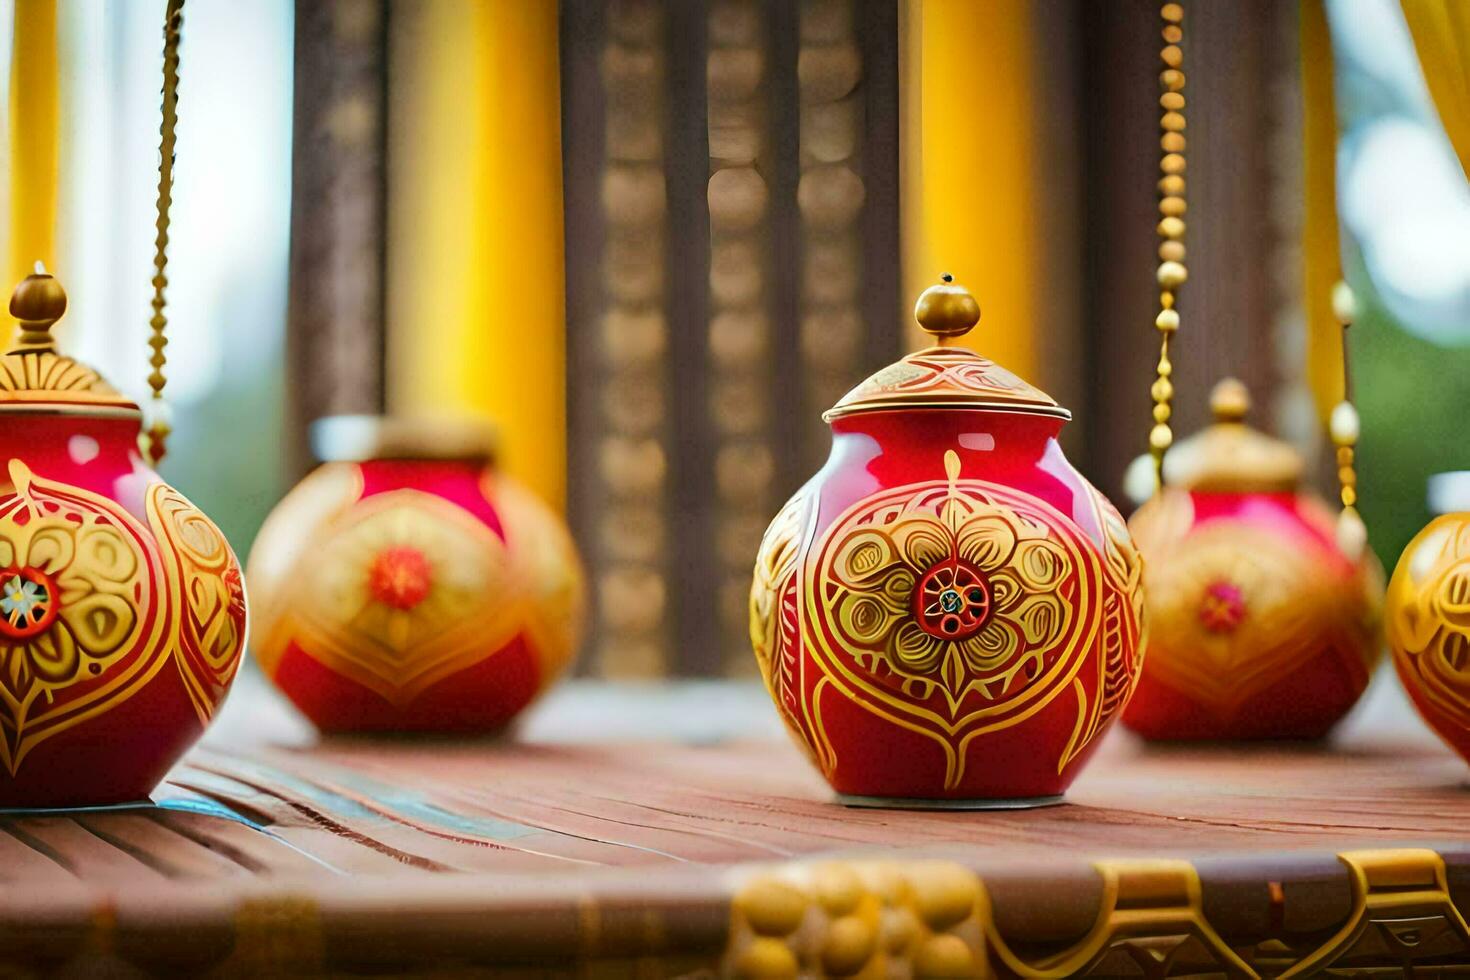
[
  {"x1": 827, "y1": 347, "x2": 1061, "y2": 420},
  {"x1": 0, "y1": 460, "x2": 169, "y2": 774},
  {"x1": 723, "y1": 849, "x2": 1470, "y2": 978},
  {"x1": 1061, "y1": 487, "x2": 1148, "y2": 774},
  {"x1": 750, "y1": 484, "x2": 818, "y2": 763},
  {"x1": 1387, "y1": 514, "x2": 1470, "y2": 736},
  {"x1": 804, "y1": 451, "x2": 1105, "y2": 788},
  {"x1": 1131, "y1": 489, "x2": 1375, "y2": 718},
  {"x1": 147, "y1": 483, "x2": 246, "y2": 724},
  {"x1": 724, "y1": 857, "x2": 1249, "y2": 979}
]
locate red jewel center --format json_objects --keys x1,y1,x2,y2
[
  {"x1": 0, "y1": 566, "x2": 60, "y2": 642},
  {"x1": 367, "y1": 546, "x2": 434, "y2": 611},
  {"x1": 1198, "y1": 580, "x2": 1247, "y2": 633},
  {"x1": 914, "y1": 560, "x2": 992, "y2": 640}
]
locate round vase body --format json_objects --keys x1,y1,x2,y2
[
  {"x1": 248, "y1": 455, "x2": 584, "y2": 733},
  {"x1": 0, "y1": 414, "x2": 246, "y2": 807},
  {"x1": 1123, "y1": 487, "x2": 1380, "y2": 741},
  {"x1": 1387, "y1": 513, "x2": 1470, "y2": 764},
  {"x1": 751, "y1": 409, "x2": 1145, "y2": 804}
]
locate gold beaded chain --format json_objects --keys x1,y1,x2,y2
[
  {"x1": 1150, "y1": 2, "x2": 1187, "y2": 488},
  {"x1": 1330, "y1": 280, "x2": 1367, "y2": 557},
  {"x1": 145, "y1": 0, "x2": 184, "y2": 466}
]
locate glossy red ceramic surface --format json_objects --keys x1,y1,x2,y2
[
  {"x1": 248, "y1": 458, "x2": 583, "y2": 734},
  {"x1": 1124, "y1": 488, "x2": 1379, "y2": 741},
  {"x1": 0, "y1": 414, "x2": 245, "y2": 807},
  {"x1": 751, "y1": 408, "x2": 1145, "y2": 804}
]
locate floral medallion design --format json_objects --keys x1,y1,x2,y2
[
  {"x1": 147, "y1": 484, "x2": 246, "y2": 724},
  {"x1": 269, "y1": 486, "x2": 520, "y2": 707},
  {"x1": 1058, "y1": 488, "x2": 1147, "y2": 773},
  {"x1": 803, "y1": 452, "x2": 1104, "y2": 787},
  {"x1": 1131, "y1": 490, "x2": 1373, "y2": 717},
  {"x1": 249, "y1": 463, "x2": 585, "y2": 710},
  {"x1": 0, "y1": 461, "x2": 169, "y2": 774},
  {"x1": 1387, "y1": 515, "x2": 1470, "y2": 736}
]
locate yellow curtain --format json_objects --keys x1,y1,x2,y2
[
  {"x1": 387, "y1": 0, "x2": 566, "y2": 511},
  {"x1": 1302, "y1": 0, "x2": 1345, "y2": 417},
  {"x1": 7, "y1": 0, "x2": 60, "y2": 287},
  {"x1": 899, "y1": 0, "x2": 1040, "y2": 380},
  {"x1": 1401, "y1": 0, "x2": 1470, "y2": 177}
]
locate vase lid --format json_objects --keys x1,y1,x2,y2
[
  {"x1": 1163, "y1": 378, "x2": 1302, "y2": 493},
  {"x1": 823, "y1": 274, "x2": 1069, "y2": 422},
  {"x1": 0, "y1": 267, "x2": 138, "y2": 416},
  {"x1": 311, "y1": 414, "x2": 499, "y2": 463}
]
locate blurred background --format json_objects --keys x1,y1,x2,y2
[{"x1": 2, "y1": 0, "x2": 1468, "y2": 681}]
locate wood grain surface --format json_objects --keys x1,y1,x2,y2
[
  {"x1": 6, "y1": 668, "x2": 1467, "y2": 880},
  {"x1": 0, "y1": 669, "x2": 1465, "y2": 973}
]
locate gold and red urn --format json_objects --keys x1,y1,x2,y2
[
  {"x1": 1387, "y1": 505, "x2": 1470, "y2": 766},
  {"x1": 0, "y1": 271, "x2": 245, "y2": 807},
  {"x1": 1124, "y1": 379, "x2": 1382, "y2": 740},
  {"x1": 247, "y1": 416, "x2": 584, "y2": 732},
  {"x1": 749, "y1": 276, "x2": 1146, "y2": 807}
]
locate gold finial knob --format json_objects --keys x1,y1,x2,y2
[
  {"x1": 1210, "y1": 377, "x2": 1250, "y2": 424},
  {"x1": 915, "y1": 273, "x2": 980, "y2": 342},
  {"x1": 9, "y1": 263, "x2": 66, "y2": 350}
]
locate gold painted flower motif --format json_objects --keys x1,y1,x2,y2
[
  {"x1": 0, "y1": 461, "x2": 161, "y2": 774},
  {"x1": 279, "y1": 488, "x2": 523, "y2": 706},
  {"x1": 0, "y1": 507, "x2": 143, "y2": 706},
  {"x1": 825, "y1": 462, "x2": 1075, "y2": 707}
]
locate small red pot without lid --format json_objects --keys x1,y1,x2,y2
[
  {"x1": 246, "y1": 415, "x2": 585, "y2": 733},
  {"x1": 749, "y1": 276, "x2": 1146, "y2": 808}
]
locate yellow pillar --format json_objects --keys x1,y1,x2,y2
[
  {"x1": 1301, "y1": 0, "x2": 1344, "y2": 417},
  {"x1": 900, "y1": 0, "x2": 1040, "y2": 381},
  {"x1": 7, "y1": 0, "x2": 60, "y2": 287},
  {"x1": 387, "y1": 0, "x2": 566, "y2": 510}
]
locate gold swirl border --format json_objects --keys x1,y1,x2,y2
[{"x1": 724, "y1": 848, "x2": 1470, "y2": 978}]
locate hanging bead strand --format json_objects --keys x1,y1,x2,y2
[
  {"x1": 1150, "y1": 2, "x2": 1187, "y2": 488},
  {"x1": 146, "y1": 0, "x2": 185, "y2": 465},
  {"x1": 1331, "y1": 280, "x2": 1368, "y2": 558}
]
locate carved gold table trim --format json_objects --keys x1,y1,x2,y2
[{"x1": 724, "y1": 849, "x2": 1470, "y2": 978}]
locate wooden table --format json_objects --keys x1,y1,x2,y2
[{"x1": 5, "y1": 669, "x2": 1469, "y2": 977}]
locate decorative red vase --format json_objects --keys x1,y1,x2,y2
[
  {"x1": 1386, "y1": 509, "x2": 1470, "y2": 765},
  {"x1": 750, "y1": 276, "x2": 1145, "y2": 807},
  {"x1": 1123, "y1": 380, "x2": 1381, "y2": 741},
  {"x1": 0, "y1": 271, "x2": 245, "y2": 807},
  {"x1": 247, "y1": 416, "x2": 584, "y2": 733}
]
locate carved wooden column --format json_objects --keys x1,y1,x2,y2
[
  {"x1": 562, "y1": 0, "x2": 901, "y2": 677},
  {"x1": 565, "y1": 0, "x2": 675, "y2": 678},
  {"x1": 286, "y1": 0, "x2": 390, "y2": 476},
  {"x1": 706, "y1": 1, "x2": 777, "y2": 675}
]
